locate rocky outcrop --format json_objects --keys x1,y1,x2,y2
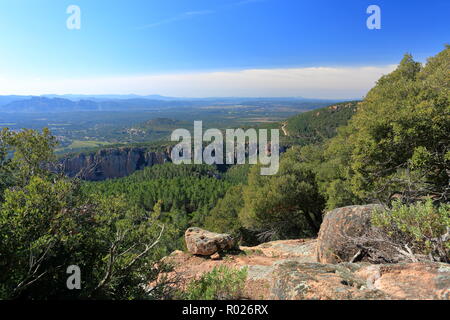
[
  {"x1": 56, "y1": 147, "x2": 171, "y2": 181},
  {"x1": 316, "y1": 204, "x2": 384, "y2": 264},
  {"x1": 270, "y1": 260, "x2": 450, "y2": 300},
  {"x1": 55, "y1": 144, "x2": 288, "y2": 181},
  {"x1": 54, "y1": 142, "x2": 290, "y2": 182},
  {"x1": 157, "y1": 238, "x2": 450, "y2": 300},
  {"x1": 185, "y1": 227, "x2": 235, "y2": 256}
]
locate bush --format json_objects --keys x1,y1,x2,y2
[
  {"x1": 239, "y1": 147, "x2": 324, "y2": 241},
  {"x1": 183, "y1": 266, "x2": 247, "y2": 300},
  {"x1": 372, "y1": 199, "x2": 450, "y2": 262}
]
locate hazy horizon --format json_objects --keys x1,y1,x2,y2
[
  {"x1": 0, "y1": 92, "x2": 361, "y2": 101},
  {"x1": 0, "y1": 64, "x2": 398, "y2": 99}
]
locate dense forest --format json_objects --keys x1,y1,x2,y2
[
  {"x1": 0, "y1": 46, "x2": 448, "y2": 299},
  {"x1": 284, "y1": 101, "x2": 358, "y2": 145}
]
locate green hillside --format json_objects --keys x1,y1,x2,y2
[{"x1": 284, "y1": 101, "x2": 359, "y2": 145}]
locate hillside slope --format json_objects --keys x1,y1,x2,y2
[{"x1": 284, "y1": 101, "x2": 358, "y2": 145}]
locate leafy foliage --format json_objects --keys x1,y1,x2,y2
[
  {"x1": 285, "y1": 101, "x2": 358, "y2": 145},
  {"x1": 182, "y1": 266, "x2": 247, "y2": 300},
  {"x1": 223, "y1": 164, "x2": 252, "y2": 185},
  {"x1": 0, "y1": 128, "x2": 57, "y2": 197},
  {"x1": 239, "y1": 147, "x2": 325, "y2": 241},
  {"x1": 372, "y1": 199, "x2": 450, "y2": 262},
  {"x1": 0, "y1": 128, "x2": 172, "y2": 299},
  {"x1": 317, "y1": 47, "x2": 450, "y2": 207},
  {"x1": 204, "y1": 185, "x2": 245, "y2": 239}
]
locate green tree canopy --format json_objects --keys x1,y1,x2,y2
[
  {"x1": 239, "y1": 147, "x2": 325, "y2": 240},
  {"x1": 320, "y1": 47, "x2": 449, "y2": 207},
  {"x1": 0, "y1": 128, "x2": 172, "y2": 299}
]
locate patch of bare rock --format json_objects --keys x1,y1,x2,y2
[{"x1": 157, "y1": 205, "x2": 450, "y2": 300}]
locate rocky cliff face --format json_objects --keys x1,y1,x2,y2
[
  {"x1": 56, "y1": 144, "x2": 287, "y2": 181},
  {"x1": 57, "y1": 147, "x2": 171, "y2": 181}
]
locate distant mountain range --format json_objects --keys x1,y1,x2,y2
[
  {"x1": 41, "y1": 94, "x2": 178, "y2": 102},
  {"x1": 39, "y1": 94, "x2": 340, "y2": 102},
  {"x1": 0, "y1": 95, "x2": 34, "y2": 107},
  {"x1": 0, "y1": 96, "x2": 202, "y2": 113},
  {"x1": 0, "y1": 95, "x2": 345, "y2": 113}
]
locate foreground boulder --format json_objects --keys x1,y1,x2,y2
[
  {"x1": 185, "y1": 227, "x2": 235, "y2": 256},
  {"x1": 316, "y1": 204, "x2": 384, "y2": 264}
]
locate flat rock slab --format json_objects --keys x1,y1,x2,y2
[{"x1": 241, "y1": 239, "x2": 316, "y2": 261}]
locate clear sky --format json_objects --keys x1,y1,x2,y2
[{"x1": 0, "y1": 0, "x2": 448, "y2": 98}]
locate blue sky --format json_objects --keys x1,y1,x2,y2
[{"x1": 0, "y1": 0, "x2": 448, "y2": 98}]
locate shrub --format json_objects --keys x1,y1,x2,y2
[
  {"x1": 239, "y1": 148, "x2": 324, "y2": 241},
  {"x1": 183, "y1": 266, "x2": 247, "y2": 300},
  {"x1": 372, "y1": 199, "x2": 450, "y2": 262}
]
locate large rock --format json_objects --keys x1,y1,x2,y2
[
  {"x1": 185, "y1": 227, "x2": 235, "y2": 256},
  {"x1": 316, "y1": 204, "x2": 383, "y2": 264}
]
